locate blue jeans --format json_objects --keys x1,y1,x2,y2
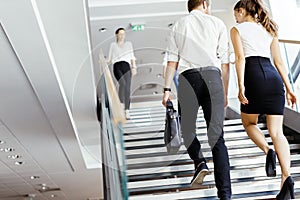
[{"x1": 178, "y1": 67, "x2": 231, "y2": 199}]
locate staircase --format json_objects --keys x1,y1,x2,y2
[{"x1": 122, "y1": 101, "x2": 300, "y2": 199}]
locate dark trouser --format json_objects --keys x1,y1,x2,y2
[
  {"x1": 113, "y1": 61, "x2": 132, "y2": 110},
  {"x1": 178, "y1": 67, "x2": 231, "y2": 199}
]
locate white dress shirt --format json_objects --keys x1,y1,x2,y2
[
  {"x1": 108, "y1": 41, "x2": 136, "y2": 65},
  {"x1": 234, "y1": 22, "x2": 273, "y2": 58},
  {"x1": 167, "y1": 10, "x2": 229, "y2": 74}
]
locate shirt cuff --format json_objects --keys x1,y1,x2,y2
[
  {"x1": 167, "y1": 53, "x2": 179, "y2": 62},
  {"x1": 221, "y1": 57, "x2": 229, "y2": 64},
  {"x1": 220, "y1": 53, "x2": 229, "y2": 64}
]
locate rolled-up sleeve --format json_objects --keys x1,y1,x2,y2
[
  {"x1": 217, "y1": 22, "x2": 229, "y2": 64},
  {"x1": 167, "y1": 25, "x2": 180, "y2": 62}
]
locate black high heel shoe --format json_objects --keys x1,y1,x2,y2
[
  {"x1": 276, "y1": 176, "x2": 295, "y2": 200},
  {"x1": 266, "y1": 149, "x2": 276, "y2": 177}
]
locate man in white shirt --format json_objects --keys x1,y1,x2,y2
[{"x1": 162, "y1": 0, "x2": 231, "y2": 199}]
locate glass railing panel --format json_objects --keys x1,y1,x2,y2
[
  {"x1": 279, "y1": 40, "x2": 300, "y2": 112},
  {"x1": 99, "y1": 50, "x2": 128, "y2": 200},
  {"x1": 101, "y1": 102, "x2": 122, "y2": 200}
]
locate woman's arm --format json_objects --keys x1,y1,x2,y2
[
  {"x1": 106, "y1": 43, "x2": 113, "y2": 65},
  {"x1": 221, "y1": 63, "x2": 230, "y2": 107},
  {"x1": 271, "y1": 37, "x2": 297, "y2": 108},
  {"x1": 131, "y1": 59, "x2": 137, "y2": 76},
  {"x1": 230, "y1": 27, "x2": 248, "y2": 105},
  {"x1": 271, "y1": 38, "x2": 292, "y2": 92},
  {"x1": 129, "y1": 42, "x2": 137, "y2": 76}
]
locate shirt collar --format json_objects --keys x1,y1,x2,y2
[{"x1": 190, "y1": 9, "x2": 205, "y2": 15}]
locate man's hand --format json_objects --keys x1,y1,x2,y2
[{"x1": 162, "y1": 91, "x2": 171, "y2": 107}]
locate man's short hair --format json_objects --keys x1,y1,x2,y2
[{"x1": 187, "y1": 0, "x2": 210, "y2": 12}]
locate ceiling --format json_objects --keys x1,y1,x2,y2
[
  {"x1": 0, "y1": 0, "x2": 246, "y2": 199},
  {"x1": 0, "y1": 0, "x2": 101, "y2": 199},
  {"x1": 89, "y1": 0, "x2": 238, "y2": 67}
]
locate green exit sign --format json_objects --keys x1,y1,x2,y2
[{"x1": 131, "y1": 24, "x2": 144, "y2": 31}]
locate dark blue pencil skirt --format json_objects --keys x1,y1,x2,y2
[{"x1": 241, "y1": 56, "x2": 285, "y2": 115}]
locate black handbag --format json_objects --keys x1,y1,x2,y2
[{"x1": 164, "y1": 100, "x2": 182, "y2": 154}]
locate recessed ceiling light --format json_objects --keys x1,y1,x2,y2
[
  {"x1": 7, "y1": 155, "x2": 21, "y2": 159},
  {"x1": 50, "y1": 194, "x2": 56, "y2": 198},
  {"x1": 168, "y1": 23, "x2": 174, "y2": 28},
  {"x1": 30, "y1": 175, "x2": 40, "y2": 180},
  {"x1": 4, "y1": 148, "x2": 14, "y2": 152},
  {"x1": 41, "y1": 183, "x2": 48, "y2": 191},
  {"x1": 14, "y1": 161, "x2": 23, "y2": 165},
  {"x1": 99, "y1": 28, "x2": 107, "y2": 33}
]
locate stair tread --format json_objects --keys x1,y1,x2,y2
[
  {"x1": 125, "y1": 102, "x2": 299, "y2": 199},
  {"x1": 129, "y1": 179, "x2": 300, "y2": 199}
]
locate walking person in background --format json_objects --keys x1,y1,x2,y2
[
  {"x1": 230, "y1": 0, "x2": 297, "y2": 199},
  {"x1": 107, "y1": 28, "x2": 137, "y2": 120},
  {"x1": 162, "y1": 0, "x2": 231, "y2": 199}
]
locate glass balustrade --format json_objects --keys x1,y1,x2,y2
[
  {"x1": 99, "y1": 51, "x2": 128, "y2": 200},
  {"x1": 279, "y1": 39, "x2": 300, "y2": 112}
]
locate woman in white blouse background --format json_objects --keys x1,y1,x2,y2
[{"x1": 107, "y1": 28, "x2": 137, "y2": 119}]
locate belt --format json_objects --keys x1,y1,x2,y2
[{"x1": 181, "y1": 66, "x2": 221, "y2": 76}]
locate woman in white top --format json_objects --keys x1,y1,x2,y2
[
  {"x1": 230, "y1": 0, "x2": 297, "y2": 199},
  {"x1": 107, "y1": 28, "x2": 137, "y2": 119}
]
